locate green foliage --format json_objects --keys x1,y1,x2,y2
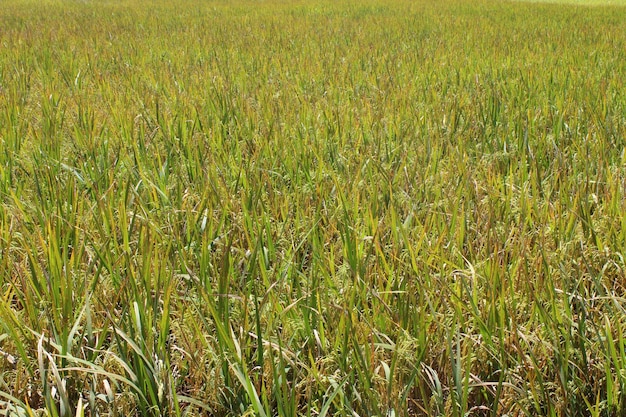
[{"x1": 1, "y1": 0, "x2": 626, "y2": 415}]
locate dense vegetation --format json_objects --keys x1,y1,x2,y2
[{"x1": 1, "y1": 0, "x2": 626, "y2": 415}]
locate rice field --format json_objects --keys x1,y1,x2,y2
[{"x1": 1, "y1": 0, "x2": 626, "y2": 415}]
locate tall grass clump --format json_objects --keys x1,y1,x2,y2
[{"x1": 1, "y1": 0, "x2": 626, "y2": 415}]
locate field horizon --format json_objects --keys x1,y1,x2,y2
[{"x1": 513, "y1": 0, "x2": 626, "y2": 5}]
